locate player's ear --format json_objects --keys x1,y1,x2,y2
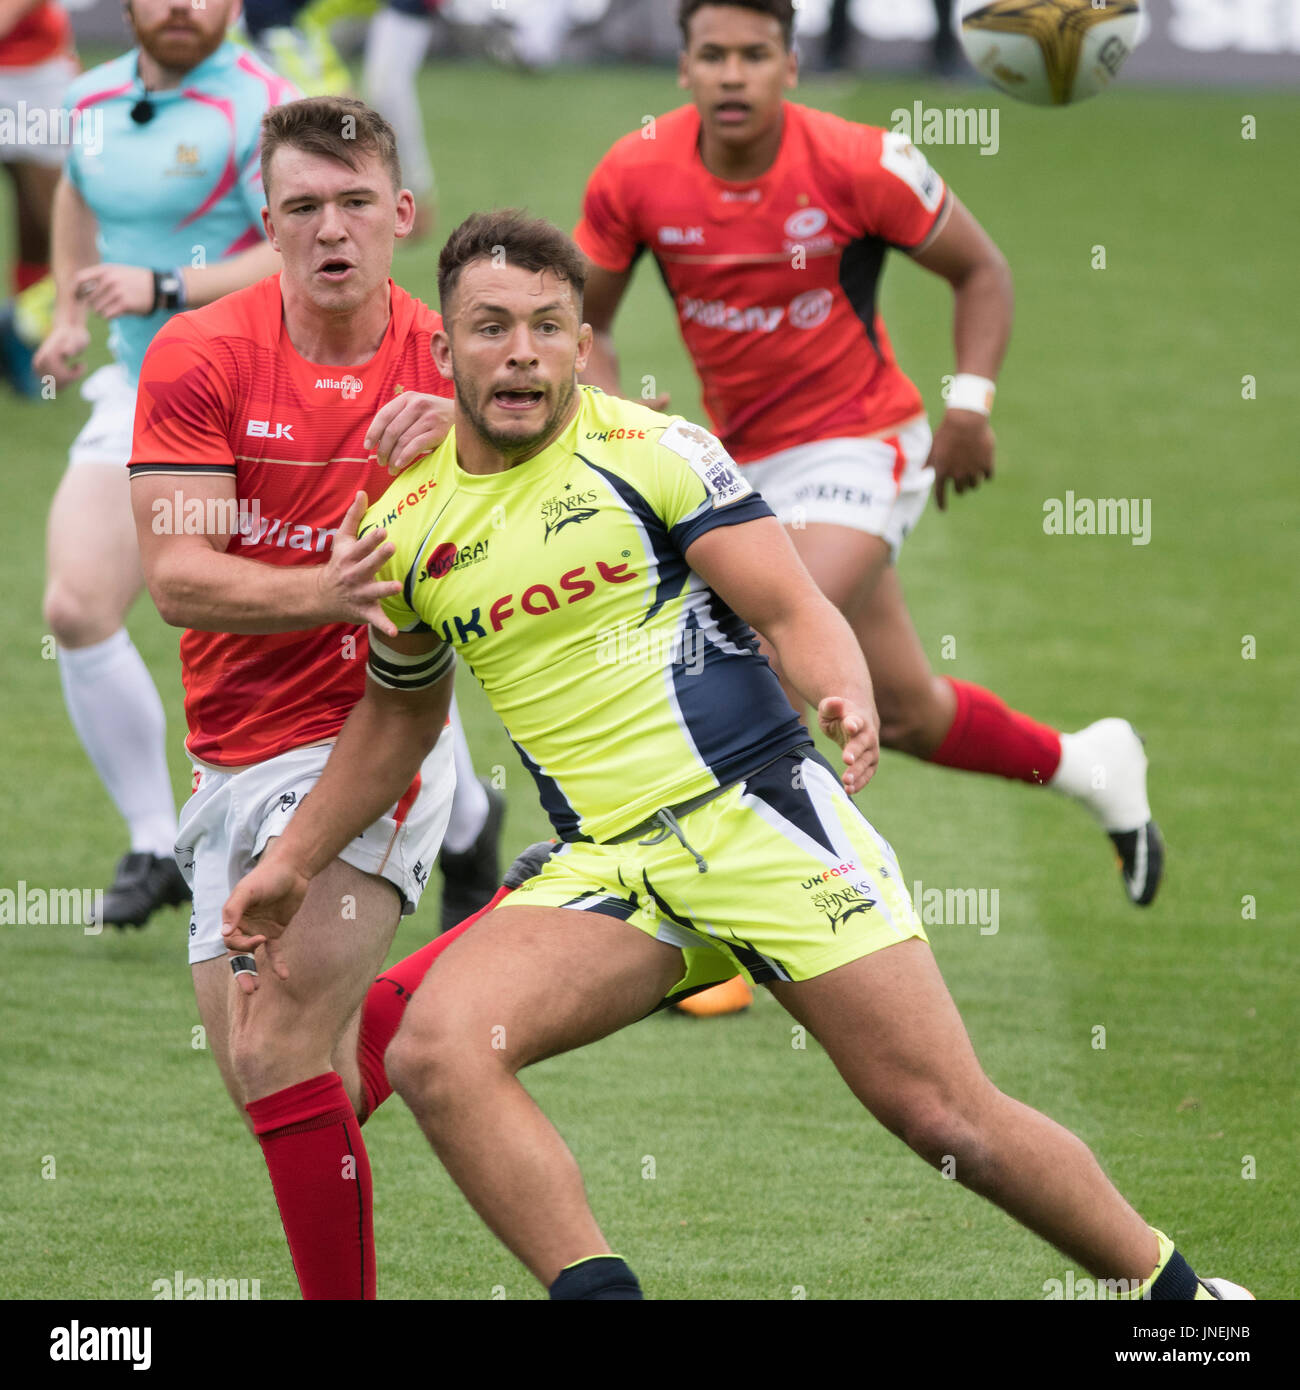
[
  {"x1": 261, "y1": 204, "x2": 279, "y2": 253},
  {"x1": 574, "y1": 321, "x2": 594, "y2": 374},
  {"x1": 431, "y1": 327, "x2": 453, "y2": 377},
  {"x1": 394, "y1": 188, "x2": 416, "y2": 241},
  {"x1": 677, "y1": 51, "x2": 690, "y2": 90},
  {"x1": 785, "y1": 44, "x2": 798, "y2": 89}
]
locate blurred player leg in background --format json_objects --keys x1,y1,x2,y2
[
  {"x1": 362, "y1": 0, "x2": 440, "y2": 238},
  {"x1": 509, "y1": 0, "x2": 575, "y2": 71},
  {"x1": 0, "y1": 2, "x2": 77, "y2": 396},
  {"x1": 747, "y1": 426, "x2": 1162, "y2": 909},
  {"x1": 43, "y1": 370, "x2": 189, "y2": 926},
  {"x1": 239, "y1": 0, "x2": 365, "y2": 95},
  {"x1": 930, "y1": 0, "x2": 961, "y2": 76}
]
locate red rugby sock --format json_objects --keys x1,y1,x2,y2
[
  {"x1": 247, "y1": 1072, "x2": 376, "y2": 1300},
  {"x1": 928, "y1": 677, "x2": 1062, "y2": 785},
  {"x1": 356, "y1": 885, "x2": 514, "y2": 1119}
]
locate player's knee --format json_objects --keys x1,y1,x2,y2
[
  {"x1": 43, "y1": 581, "x2": 117, "y2": 648},
  {"x1": 227, "y1": 1008, "x2": 325, "y2": 1096},
  {"x1": 386, "y1": 1010, "x2": 510, "y2": 1113},
  {"x1": 884, "y1": 1085, "x2": 997, "y2": 1180}
]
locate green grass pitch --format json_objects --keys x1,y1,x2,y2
[{"x1": 0, "y1": 56, "x2": 1295, "y2": 1300}]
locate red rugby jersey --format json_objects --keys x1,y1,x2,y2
[
  {"x1": 130, "y1": 275, "x2": 452, "y2": 767},
  {"x1": 575, "y1": 102, "x2": 948, "y2": 464}
]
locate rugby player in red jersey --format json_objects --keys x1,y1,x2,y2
[
  {"x1": 129, "y1": 96, "x2": 462, "y2": 1299},
  {"x1": 575, "y1": 0, "x2": 1164, "y2": 953}
]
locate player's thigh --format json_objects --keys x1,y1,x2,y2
[
  {"x1": 785, "y1": 522, "x2": 891, "y2": 618},
  {"x1": 391, "y1": 903, "x2": 683, "y2": 1078},
  {"x1": 768, "y1": 937, "x2": 997, "y2": 1140},
  {"x1": 191, "y1": 956, "x2": 250, "y2": 1123},
  {"x1": 247, "y1": 855, "x2": 403, "y2": 1034},
  {"x1": 44, "y1": 462, "x2": 144, "y2": 640},
  {"x1": 851, "y1": 564, "x2": 954, "y2": 746}
]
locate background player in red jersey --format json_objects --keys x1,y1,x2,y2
[
  {"x1": 130, "y1": 97, "x2": 460, "y2": 1299},
  {"x1": 576, "y1": 0, "x2": 1163, "y2": 931}
]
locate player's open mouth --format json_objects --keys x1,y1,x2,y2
[
  {"x1": 493, "y1": 389, "x2": 544, "y2": 411},
  {"x1": 317, "y1": 261, "x2": 355, "y2": 281},
  {"x1": 714, "y1": 102, "x2": 751, "y2": 125}
]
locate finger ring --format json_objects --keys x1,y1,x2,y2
[{"x1": 230, "y1": 954, "x2": 258, "y2": 978}]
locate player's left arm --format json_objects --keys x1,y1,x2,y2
[
  {"x1": 684, "y1": 517, "x2": 880, "y2": 795},
  {"x1": 908, "y1": 192, "x2": 1015, "y2": 510}
]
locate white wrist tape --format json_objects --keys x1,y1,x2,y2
[{"x1": 947, "y1": 373, "x2": 996, "y2": 415}]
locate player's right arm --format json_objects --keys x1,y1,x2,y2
[
  {"x1": 32, "y1": 172, "x2": 98, "y2": 386},
  {"x1": 574, "y1": 144, "x2": 670, "y2": 409},
  {"x1": 130, "y1": 322, "x2": 403, "y2": 634},
  {"x1": 580, "y1": 260, "x2": 633, "y2": 397},
  {"x1": 221, "y1": 629, "x2": 454, "y2": 989},
  {"x1": 133, "y1": 481, "x2": 403, "y2": 635}
]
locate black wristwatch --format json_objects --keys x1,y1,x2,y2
[{"x1": 152, "y1": 269, "x2": 186, "y2": 313}]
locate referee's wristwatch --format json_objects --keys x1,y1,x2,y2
[{"x1": 153, "y1": 269, "x2": 187, "y2": 313}]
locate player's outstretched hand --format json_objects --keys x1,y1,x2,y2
[
  {"x1": 640, "y1": 392, "x2": 672, "y2": 412},
  {"x1": 928, "y1": 408, "x2": 995, "y2": 511},
  {"x1": 221, "y1": 853, "x2": 309, "y2": 995},
  {"x1": 33, "y1": 321, "x2": 91, "y2": 386},
  {"x1": 365, "y1": 392, "x2": 455, "y2": 475},
  {"x1": 71, "y1": 264, "x2": 155, "y2": 320},
  {"x1": 317, "y1": 491, "x2": 402, "y2": 635},
  {"x1": 817, "y1": 696, "x2": 880, "y2": 796}
]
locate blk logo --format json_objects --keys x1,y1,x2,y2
[{"x1": 247, "y1": 420, "x2": 294, "y2": 440}]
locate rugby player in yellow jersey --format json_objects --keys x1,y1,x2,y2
[{"x1": 222, "y1": 211, "x2": 1250, "y2": 1303}]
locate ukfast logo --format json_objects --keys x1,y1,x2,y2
[{"x1": 246, "y1": 419, "x2": 294, "y2": 440}]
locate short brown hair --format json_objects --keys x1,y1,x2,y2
[
  {"x1": 678, "y1": 0, "x2": 795, "y2": 48},
  {"x1": 260, "y1": 96, "x2": 402, "y2": 199},
  {"x1": 437, "y1": 210, "x2": 588, "y2": 321}
]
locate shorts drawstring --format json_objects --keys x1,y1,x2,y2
[{"x1": 637, "y1": 808, "x2": 708, "y2": 873}]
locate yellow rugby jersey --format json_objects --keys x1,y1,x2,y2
[{"x1": 364, "y1": 388, "x2": 807, "y2": 842}]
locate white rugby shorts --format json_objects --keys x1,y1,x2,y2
[
  {"x1": 0, "y1": 56, "x2": 78, "y2": 167},
  {"x1": 740, "y1": 416, "x2": 934, "y2": 562},
  {"x1": 67, "y1": 363, "x2": 136, "y2": 470},
  {"x1": 176, "y1": 735, "x2": 455, "y2": 965}
]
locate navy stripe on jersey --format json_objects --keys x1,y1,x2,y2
[
  {"x1": 668, "y1": 589, "x2": 807, "y2": 793},
  {"x1": 512, "y1": 737, "x2": 588, "y2": 842},
  {"x1": 578, "y1": 453, "x2": 686, "y2": 625}
]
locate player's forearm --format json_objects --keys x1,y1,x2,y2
[
  {"x1": 147, "y1": 545, "x2": 340, "y2": 634},
  {"x1": 580, "y1": 331, "x2": 622, "y2": 394},
  {"x1": 763, "y1": 598, "x2": 878, "y2": 726},
  {"x1": 264, "y1": 677, "x2": 453, "y2": 880},
  {"x1": 182, "y1": 239, "x2": 281, "y2": 309},
  {"x1": 49, "y1": 176, "x2": 98, "y2": 328},
  {"x1": 949, "y1": 254, "x2": 1014, "y2": 381}
]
